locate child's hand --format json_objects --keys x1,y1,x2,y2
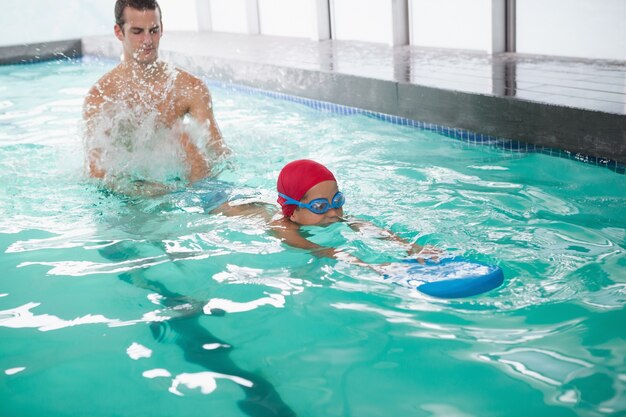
[{"x1": 409, "y1": 244, "x2": 442, "y2": 264}]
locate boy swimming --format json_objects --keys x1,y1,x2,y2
[{"x1": 267, "y1": 159, "x2": 437, "y2": 265}]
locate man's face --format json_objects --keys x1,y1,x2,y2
[{"x1": 115, "y1": 7, "x2": 162, "y2": 65}]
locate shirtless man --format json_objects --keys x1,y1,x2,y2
[{"x1": 83, "y1": 0, "x2": 226, "y2": 186}]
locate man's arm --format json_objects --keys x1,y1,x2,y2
[
  {"x1": 186, "y1": 76, "x2": 228, "y2": 157},
  {"x1": 83, "y1": 85, "x2": 106, "y2": 179},
  {"x1": 178, "y1": 74, "x2": 229, "y2": 183}
]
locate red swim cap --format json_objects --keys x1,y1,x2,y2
[{"x1": 277, "y1": 159, "x2": 336, "y2": 217}]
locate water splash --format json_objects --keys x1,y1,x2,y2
[{"x1": 82, "y1": 61, "x2": 225, "y2": 195}]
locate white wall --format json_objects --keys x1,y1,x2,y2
[
  {"x1": 517, "y1": 0, "x2": 626, "y2": 61},
  {"x1": 0, "y1": 0, "x2": 112, "y2": 47},
  {"x1": 209, "y1": 0, "x2": 259, "y2": 34},
  {"x1": 258, "y1": 0, "x2": 329, "y2": 40},
  {"x1": 196, "y1": 0, "x2": 212, "y2": 31},
  {"x1": 159, "y1": 0, "x2": 199, "y2": 31},
  {"x1": 409, "y1": 0, "x2": 504, "y2": 53},
  {"x1": 331, "y1": 0, "x2": 394, "y2": 44},
  {"x1": 1, "y1": 0, "x2": 625, "y2": 61},
  {"x1": 0, "y1": 0, "x2": 200, "y2": 47}
]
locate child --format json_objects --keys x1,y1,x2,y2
[{"x1": 269, "y1": 159, "x2": 436, "y2": 264}]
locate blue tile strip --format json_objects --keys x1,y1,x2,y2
[{"x1": 209, "y1": 79, "x2": 625, "y2": 175}]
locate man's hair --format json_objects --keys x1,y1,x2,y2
[{"x1": 114, "y1": 0, "x2": 162, "y2": 27}]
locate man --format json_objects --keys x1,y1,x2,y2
[{"x1": 84, "y1": 0, "x2": 226, "y2": 186}]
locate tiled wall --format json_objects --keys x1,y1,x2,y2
[{"x1": 211, "y1": 80, "x2": 626, "y2": 175}]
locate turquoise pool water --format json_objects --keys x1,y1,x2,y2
[{"x1": 1, "y1": 58, "x2": 625, "y2": 417}]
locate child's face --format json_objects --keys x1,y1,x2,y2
[{"x1": 290, "y1": 180, "x2": 344, "y2": 226}]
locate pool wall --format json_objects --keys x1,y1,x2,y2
[{"x1": 0, "y1": 39, "x2": 81, "y2": 65}]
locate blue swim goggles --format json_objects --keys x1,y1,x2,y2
[{"x1": 279, "y1": 191, "x2": 345, "y2": 215}]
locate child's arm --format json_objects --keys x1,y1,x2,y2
[
  {"x1": 346, "y1": 219, "x2": 440, "y2": 261},
  {"x1": 269, "y1": 218, "x2": 370, "y2": 267}
]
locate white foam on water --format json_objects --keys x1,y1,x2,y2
[
  {"x1": 143, "y1": 368, "x2": 172, "y2": 379},
  {"x1": 203, "y1": 293, "x2": 285, "y2": 314},
  {"x1": 126, "y1": 342, "x2": 152, "y2": 360},
  {"x1": 5, "y1": 367, "x2": 26, "y2": 375},
  {"x1": 168, "y1": 371, "x2": 253, "y2": 396}
]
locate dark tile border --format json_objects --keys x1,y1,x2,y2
[{"x1": 0, "y1": 39, "x2": 82, "y2": 65}]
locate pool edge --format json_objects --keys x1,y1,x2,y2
[{"x1": 0, "y1": 39, "x2": 82, "y2": 65}]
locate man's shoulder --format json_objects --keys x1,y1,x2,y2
[
  {"x1": 88, "y1": 65, "x2": 123, "y2": 95},
  {"x1": 172, "y1": 69, "x2": 211, "y2": 105},
  {"x1": 173, "y1": 67, "x2": 207, "y2": 90}
]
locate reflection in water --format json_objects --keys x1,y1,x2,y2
[
  {"x1": 479, "y1": 347, "x2": 593, "y2": 386},
  {"x1": 332, "y1": 299, "x2": 626, "y2": 415},
  {"x1": 479, "y1": 347, "x2": 626, "y2": 413}
]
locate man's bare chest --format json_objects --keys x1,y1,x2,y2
[{"x1": 104, "y1": 78, "x2": 188, "y2": 126}]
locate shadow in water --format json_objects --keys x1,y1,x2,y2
[{"x1": 101, "y1": 241, "x2": 296, "y2": 417}]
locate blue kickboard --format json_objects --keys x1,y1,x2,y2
[{"x1": 389, "y1": 257, "x2": 504, "y2": 298}]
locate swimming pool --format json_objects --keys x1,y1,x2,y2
[{"x1": 1, "y1": 58, "x2": 625, "y2": 417}]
